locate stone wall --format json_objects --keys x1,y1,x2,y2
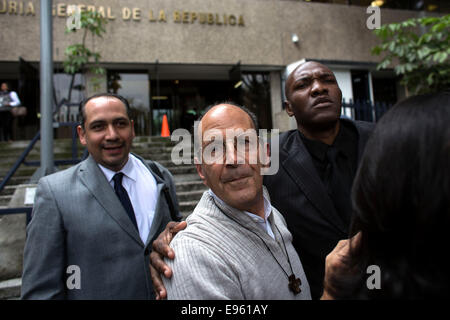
[
  {"x1": 0, "y1": 0, "x2": 423, "y2": 66},
  {"x1": 0, "y1": 185, "x2": 34, "y2": 281}
]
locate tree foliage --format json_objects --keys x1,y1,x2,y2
[
  {"x1": 372, "y1": 14, "x2": 450, "y2": 95},
  {"x1": 63, "y1": 10, "x2": 108, "y2": 101}
]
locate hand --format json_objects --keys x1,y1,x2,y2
[
  {"x1": 150, "y1": 221, "x2": 187, "y2": 300},
  {"x1": 321, "y1": 232, "x2": 362, "y2": 300}
]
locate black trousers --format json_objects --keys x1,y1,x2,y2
[{"x1": 0, "y1": 109, "x2": 13, "y2": 141}]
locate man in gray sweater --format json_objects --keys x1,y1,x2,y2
[{"x1": 161, "y1": 103, "x2": 311, "y2": 300}]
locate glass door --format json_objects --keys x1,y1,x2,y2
[{"x1": 107, "y1": 71, "x2": 150, "y2": 136}]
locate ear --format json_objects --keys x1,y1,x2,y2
[
  {"x1": 284, "y1": 100, "x2": 294, "y2": 117},
  {"x1": 77, "y1": 125, "x2": 87, "y2": 146},
  {"x1": 195, "y1": 164, "x2": 208, "y2": 187},
  {"x1": 259, "y1": 140, "x2": 271, "y2": 169},
  {"x1": 131, "y1": 119, "x2": 136, "y2": 139}
]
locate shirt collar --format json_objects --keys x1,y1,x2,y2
[
  {"x1": 208, "y1": 189, "x2": 272, "y2": 222},
  {"x1": 97, "y1": 154, "x2": 137, "y2": 183}
]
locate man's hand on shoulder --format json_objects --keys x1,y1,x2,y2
[{"x1": 150, "y1": 220, "x2": 187, "y2": 300}]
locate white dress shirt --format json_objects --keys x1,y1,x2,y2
[
  {"x1": 98, "y1": 154, "x2": 158, "y2": 244},
  {"x1": 208, "y1": 189, "x2": 275, "y2": 239},
  {"x1": 9, "y1": 91, "x2": 21, "y2": 106}
]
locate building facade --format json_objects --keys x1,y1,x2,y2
[{"x1": 0, "y1": 0, "x2": 446, "y2": 137}]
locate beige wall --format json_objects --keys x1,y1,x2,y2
[{"x1": 0, "y1": 0, "x2": 423, "y2": 66}]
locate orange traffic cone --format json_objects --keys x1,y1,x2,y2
[{"x1": 161, "y1": 114, "x2": 170, "y2": 137}]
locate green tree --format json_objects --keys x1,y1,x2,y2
[
  {"x1": 63, "y1": 10, "x2": 108, "y2": 102},
  {"x1": 372, "y1": 14, "x2": 450, "y2": 95}
]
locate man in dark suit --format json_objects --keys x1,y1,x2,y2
[
  {"x1": 21, "y1": 93, "x2": 180, "y2": 299},
  {"x1": 263, "y1": 61, "x2": 374, "y2": 299},
  {"x1": 148, "y1": 61, "x2": 374, "y2": 300}
]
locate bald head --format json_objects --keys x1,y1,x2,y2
[
  {"x1": 283, "y1": 61, "x2": 342, "y2": 134},
  {"x1": 285, "y1": 61, "x2": 335, "y2": 99},
  {"x1": 200, "y1": 104, "x2": 255, "y2": 134},
  {"x1": 195, "y1": 103, "x2": 266, "y2": 217}
]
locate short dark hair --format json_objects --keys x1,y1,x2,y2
[
  {"x1": 198, "y1": 101, "x2": 259, "y2": 131},
  {"x1": 329, "y1": 91, "x2": 450, "y2": 299},
  {"x1": 79, "y1": 93, "x2": 132, "y2": 128}
]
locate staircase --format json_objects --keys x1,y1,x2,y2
[
  {"x1": 0, "y1": 136, "x2": 206, "y2": 217},
  {"x1": 0, "y1": 136, "x2": 206, "y2": 299}
]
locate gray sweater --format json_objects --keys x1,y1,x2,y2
[{"x1": 163, "y1": 189, "x2": 311, "y2": 300}]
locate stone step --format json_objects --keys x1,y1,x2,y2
[
  {"x1": 175, "y1": 180, "x2": 207, "y2": 194},
  {"x1": 166, "y1": 165, "x2": 197, "y2": 175},
  {"x1": 0, "y1": 155, "x2": 80, "y2": 166},
  {"x1": 0, "y1": 164, "x2": 195, "y2": 181},
  {"x1": 0, "y1": 186, "x2": 17, "y2": 196},
  {"x1": 0, "y1": 144, "x2": 84, "y2": 155},
  {"x1": 174, "y1": 172, "x2": 201, "y2": 180},
  {"x1": 0, "y1": 195, "x2": 12, "y2": 206},
  {"x1": 0, "y1": 136, "x2": 177, "y2": 150},
  {"x1": 133, "y1": 141, "x2": 178, "y2": 148},
  {"x1": 181, "y1": 211, "x2": 193, "y2": 220},
  {"x1": 179, "y1": 200, "x2": 198, "y2": 215},
  {"x1": 0, "y1": 166, "x2": 39, "y2": 177},
  {"x1": 176, "y1": 189, "x2": 205, "y2": 202},
  {"x1": 133, "y1": 136, "x2": 174, "y2": 143},
  {"x1": 2, "y1": 176, "x2": 30, "y2": 186},
  {"x1": 0, "y1": 147, "x2": 184, "y2": 161},
  {"x1": 0, "y1": 278, "x2": 21, "y2": 300}
]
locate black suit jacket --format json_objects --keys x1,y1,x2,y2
[{"x1": 264, "y1": 119, "x2": 374, "y2": 299}]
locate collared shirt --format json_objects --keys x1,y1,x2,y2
[
  {"x1": 0, "y1": 90, "x2": 21, "y2": 107},
  {"x1": 299, "y1": 120, "x2": 358, "y2": 224},
  {"x1": 208, "y1": 189, "x2": 275, "y2": 239},
  {"x1": 98, "y1": 154, "x2": 158, "y2": 243}
]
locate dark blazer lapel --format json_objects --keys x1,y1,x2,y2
[
  {"x1": 78, "y1": 156, "x2": 144, "y2": 247},
  {"x1": 281, "y1": 131, "x2": 347, "y2": 234}
]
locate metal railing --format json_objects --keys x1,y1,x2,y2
[
  {"x1": 0, "y1": 122, "x2": 87, "y2": 194},
  {"x1": 342, "y1": 99, "x2": 393, "y2": 123},
  {"x1": 0, "y1": 207, "x2": 33, "y2": 225},
  {"x1": 0, "y1": 100, "x2": 87, "y2": 223}
]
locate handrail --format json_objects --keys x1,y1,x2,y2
[
  {"x1": 0, "y1": 122, "x2": 87, "y2": 193},
  {"x1": 0, "y1": 100, "x2": 85, "y2": 223},
  {"x1": 0, "y1": 207, "x2": 33, "y2": 225},
  {"x1": 53, "y1": 98, "x2": 68, "y2": 115},
  {"x1": 0, "y1": 131, "x2": 41, "y2": 193}
]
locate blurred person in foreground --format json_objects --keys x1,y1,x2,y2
[{"x1": 322, "y1": 91, "x2": 450, "y2": 299}]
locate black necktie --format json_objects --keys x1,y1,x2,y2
[
  {"x1": 325, "y1": 146, "x2": 352, "y2": 227},
  {"x1": 113, "y1": 173, "x2": 138, "y2": 230}
]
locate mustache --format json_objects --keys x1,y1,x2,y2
[{"x1": 102, "y1": 143, "x2": 124, "y2": 149}]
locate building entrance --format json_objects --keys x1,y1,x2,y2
[
  {"x1": 151, "y1": 79, "x2": 239, "y2": 136},
  {"x1": 108, "y1": 66, "x2": 273, "y2": 136}
]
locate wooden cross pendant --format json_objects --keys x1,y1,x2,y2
[{"x1": 288, "y1": 274, "x2": 302, "y2": 295}]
